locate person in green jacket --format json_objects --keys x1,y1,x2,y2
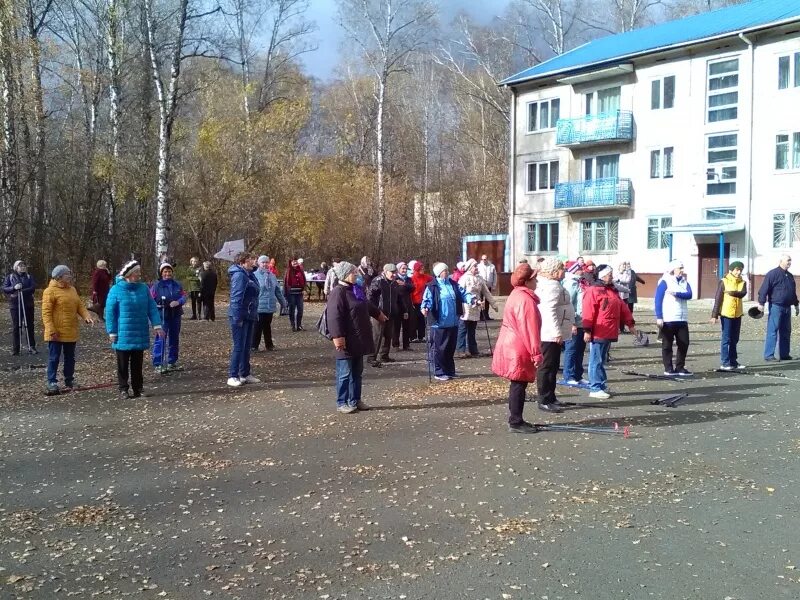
[{"x1": 187, "y1": 257, "x2": 202, "y2": 319}]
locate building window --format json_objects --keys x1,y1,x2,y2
[
  {"x1": 773, "y1": 212, "x2": 800, "y2": 248},
  {"x1": 651, "y1": 76, "x2": 675, "y2": 110},
  {"x1": 581, "y1": 219, "x2": 618, "y2": 252},
  {"x1": 776, "y1": 132, "x2": 800, "y2": 170},
  {"x1": 585, "y1": 86, "x2": 621, "y2": 115},
  {"x1": 650, "y1": 147, "x2": 674, "y2": 178},
  {"x1": 707, "y1": 133, "x2": 737, "y2": 195},
  {"x1": 584, "y1": 154, "x2": 619, "y2": 180},
  {"x1": 707, "y1": 58, "x2": 739, "y2": 122},
  {"x1": 526, "y1": 222, "x2": 559, "y2": 253},
  {"x1": 778, "y1": 52, "x2": 800, "y2": 89},
  {"x1": 527, "y1": 98, "x2": 560, "y2": 132},
  {"x1": 705, "y1": 208, "x2": 736, "y2": 220},
  {"x1": 526, "y1": 160, "x2": 559, "y2": 192},
  {"x1": 647, "y1": 216, "x2": 672, "y2": 249}
]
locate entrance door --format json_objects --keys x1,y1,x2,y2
[
  {"x1": 466, "y1": 240, "x2": 505, "y2": 272},
  {"x1": 697, "y1": 242, "x2": 729, "y2": 299}
]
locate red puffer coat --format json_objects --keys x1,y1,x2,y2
[
  {"x1": 581, "y1": 282, "x2": 634, "y2": 342},
  {"x1": 491, "y1": 287, "x2": 543, "y2": 383}
]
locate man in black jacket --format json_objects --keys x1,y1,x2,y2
[
  {"x1": 199, "y1": 261, "x2": 218, "y2": 321},
  {"x1": 2, "y1": 260, "x2": 37, "y2": 355},
  {"x1": 758, "y1": 254, "x2": 799, "y2": 361},
  {"x1": 367, "y1": 263, "x2": 408, "y2": 367}
]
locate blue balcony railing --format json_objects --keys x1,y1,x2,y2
[
  {"x1": 554, "y1": 177, "x2": 633, "y2": 210},
  {"x1": 556, "y1": 110, "x2": 634, "y2": 146}
]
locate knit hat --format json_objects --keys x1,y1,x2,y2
[
  {"x1": 667, "y1": 259, "x2": 684, "y2": 272},
  {"x1": 13, "y1": 260, "x2": 25, "y2": 272},
  {"x1": 729, "y1": 261, "x2": 744, "y2": 271},
  {"x1": 298, "y1": 258, "x2": 304, "y2": 264},
  {"x1": 333, "y1": 261, "x2": 357, "y2": 281},
  {"x1": 96, "y1": 260, "x2": 107, "y2": 269},
  {"x1": 597, "y1": 264, "x2": 613, "y2": 278},
  {"x1": 258, "y1": 255, "x2": 269, "y2": 264},
  {"x1": 433, "y1": 263, "x2": 449, "y2": 277},
  {"x1": 120, "y1": 260, "x2": 141, "y2": 278},
  {"x1": 566, "y1": 260, "x2": 582, "y2": 274},
  {"x1": 463, "y1": 258, "x2": 477, "y2": 272},
  {"x1": 159, "y1": 262, "x2": 173, "y2": 275},
  {"x1": 538, "y1": 257, "x2": 564, "y2": 276},
  {"x1": 51, "y1": 265, "x2": 71, "y2": 279},
  {"x1": 456, "y1": 261, "x2": 465, "y2": 271},
  {"x1": 408, "y1": 260, "x2": 419, "y2": 272},
  {"x1": 510, "y1": 263, "x2": 535, "y2": 287},
  {"x1": 396, "y1": 261, "x2": 407, "y2": 270},
  {"x1": 383, "y1": 263, "x2": 397, "y2": 273}
]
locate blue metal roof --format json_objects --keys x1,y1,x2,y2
[{"x1": 501, "y1": 0, "x2": 800, "y2": 86}]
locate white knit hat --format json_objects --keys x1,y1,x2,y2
[{"x1": 433, "y1": 263, "x2": 449, "y2": 277}]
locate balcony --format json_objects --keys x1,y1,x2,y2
[
  {"x1": 556, "y1": 110, "x2": 633, "y2": 147},
  {"x1": 554, "y1": 177, "x2": 632, "y2": 211}
]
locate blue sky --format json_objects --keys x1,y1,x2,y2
[{"x1": 302, "y1": 0, "x2": 511, "y2": 80}]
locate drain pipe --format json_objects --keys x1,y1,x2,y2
[
  {"x1": 508, "y1": 86, "x2": 518, "y2": 269},
  {"x1": 739, "y1": 31, "x2": 755, "y2": 298}
]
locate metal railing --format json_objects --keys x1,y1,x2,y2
[
  {"x1": 556, "y1": 110, "x2": 634, "y2": 146},
  {"x1": 554, "y1": 177, "x2": 633, "y2": 210}
]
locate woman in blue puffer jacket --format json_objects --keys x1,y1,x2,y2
[
  {"x1": 227, "y1": 252, "x2": 260, "y2": 387},
  {"x1": 105, "y1": 261, "x2": 163, "y2": 400},
  {"x1": 252, "y1": 255, "x2": 287, "y2": 352}
]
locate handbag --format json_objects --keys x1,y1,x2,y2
[
  {"x1": 316, "y1": 307, "x2": 332, "y2": 340},
  {"x1": 87, "y1": 292, "x2": 102, "y2": 316}
]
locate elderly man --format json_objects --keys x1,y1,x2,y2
[
  {"x1": 758, "y1": 254, "x2": 799, "y2": 361},
  {"x1": 368, "y1": 263, "x2": 407, "y2": 367},
  {"x1": 655, "y1": 259, "x2": 694, "y2": 376},
  {"x1": 477, "y1": 255, "x2": 497, "y2": 320}
]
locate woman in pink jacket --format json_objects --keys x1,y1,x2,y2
[{"x1": 491, "y1": 263, "x2": 543, "y2": 434}]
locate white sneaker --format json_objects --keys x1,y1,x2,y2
[
  {"x1": 735, "y1": 364, "x2": 746, "y2": 369},
  {"x1": 566, "y1": 379, "x2": 580, "y2": 385},
  {"x1": 588, "y1": 390, "x2": 611, "y2": 400},
  {"x1": 719, "y1": 365, "x2": 733, "y2": 371},
  {"x1": 240, "y1": 375, "x2": 261, "y2": 384},
  {"x1": 227, "y1": 377, "x2": 242, "y2": 387}
]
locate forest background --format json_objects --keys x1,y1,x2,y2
[{"x1": 0, "y1": 0, "x2": 742, "y2": 283}]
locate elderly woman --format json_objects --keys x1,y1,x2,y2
[
  {"x1": 3, "y1": 260, "x2": 37, "y2": 355},
  {"x1": 534, "y1": 257, "x2": 575, "y2": 413},
  {"x1": 150, "y1": 262, "x2": 186, "y2": 372},
  {"x1": 42, "y1": 265, "x2": 94, "y2": 394},
  {"x1": 105, "y1": 261, "x2": 163, "y2": 400},
  {"x1": 327, "y1": 261, "x2": 386, "y2": 413},
  {"x1": 227, "y1": 252, "x2": 260, "y2": 387},
  {"x1": 284, "y1": 258, "x2": 307, "y2": 331},
  {"x1": 90, "y1": 260, "x2": 112, "y2": 318},
  {"x1": 491, "y1": 263, "x2": 543, "y2": 434},
  {"x1": 253, "y1": 255, "x2": 287, "y2": 351},
  {"x1": 457, "y1": 258, "x2": 498, "y2": 358},
  {"x1": 421, "y1": 263, "x2": 474, "y2": 381}
]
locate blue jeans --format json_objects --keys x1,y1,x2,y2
[
  {"x1": 152, "y1": 315, "x2": 181, "y2": 366},
  {"x1": 456, "y1": 320, "x2": 478, "y2": 354},
  {"x1": 287, "y1": 293, "x2": 304, "y2": 329},
  {"x1": 229, "y1": 318, "x2": 255, "y2": 378},
  {"x1": 335, "y1": 355, "x2": 364, "y2": 407},
  {"x1": 720, "y1": 316, "x2": 742, "y2": 367},
  {"x1": 562, "y1": 327, "x2": 586, "y2": 381},
  {"x1": 47, "y1": 341, "x2": 76, "y2": 386},
  {"x1": 764, "y1": 304, "x2": 792, "y2": 360},
  {"x1": 588, "y1": 340, "x2": 610, "y2": 392}
]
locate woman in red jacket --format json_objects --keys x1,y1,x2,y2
[
  {"x1": 409, "y1": 260, "x2": 433, "y2": 342},
  {"x1": 491, "y1": 263, "x2": 543, "y2": 434}
]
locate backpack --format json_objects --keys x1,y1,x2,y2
[{"x1": 316, "y1": 307, "x2": 332, "y2": 340}]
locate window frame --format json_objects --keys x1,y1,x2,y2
[
  {"x1": 583, "y1": 153, "x2": 620, "y2": 181},
  {"x1": 525, "y1": 160, "x2": 560, "y2": 193},
  {"x1": 704, "y1": 207, "x2": 736, "y2": 221},
  {"x1": 707, "y1": 57, "x2": 739, "y2": 123},
  {"x1": 525, "y1": 221, "x2": 560, "y2": 254},
  {"x1": 773, "y1": 211, "x2": 800, "y2": 249},
  {"x1": 778, "y1": 51, "x2": 800, "y2": 89},
  {"x1": 706, "y1": 133, "x2": 738, "y2": 195},
  {"x1": 775, "y1": 131, "x2": 800, "y2": 171},
  {"x1": 580, "y1": 218, "x2": 619, "y2": 253},
  {"x1": 650, "y1": 75, "x2": 675, "y2": 110},
  {"x1": 647, "y1": 215, "x2": 673, "y2": 250},
  {"x1": 650, "y1": 146, "x2": 674, "y2": 179},
  {"x1": 526, "y1": 98, "x2": 561, "y2": 133}
]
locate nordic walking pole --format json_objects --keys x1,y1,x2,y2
[
  {"x1": 19, "y1": 292, "x2": 32, "y2": 353},
  {"x1": 425, "y1": 313, "x2": 432, "y2": 383},
  {"x1": 483, "y1": 317, "x2": 493, "y2": 354},
  {"x1": 160, "y1": 297, "x2": 168, "y2": 374}
]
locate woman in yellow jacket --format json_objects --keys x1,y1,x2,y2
[
  {"x1": 710, "y1": 261, "x2": 747, "y2": 370},
  {"x1": 42, "y1": 265, "x2": 94, "y2": 394}
]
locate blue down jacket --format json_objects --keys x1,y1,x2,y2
[
  {"x1": 105, "y1": 279, "x2": 162, "y2": 350},
  {"x1": 228, "y1": 264, "x2": 259, "y2": 323}
]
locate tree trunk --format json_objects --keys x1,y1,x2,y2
[
  {"x1": 0, "y1": 0, "x2": 19, "y2": 268},
  {"x1": 374, "y1": 74, "x2": 386, "y2": 259},
  {"x1": 106, "y1": 0, "x2": 121, "y2": 243}
]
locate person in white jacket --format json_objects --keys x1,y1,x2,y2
[
  {"x1": 535, "y1": 257, "x2": 576, "y2": 413},
  {"x1": 323, "y1": 260, "x2": 340, "y2": 299},
  {"x1": 477, "y1": 255, "x2": 498, "y2": 320},
  {"x1": 457, "y1": 259, "x2": 498, "y2": 357}
]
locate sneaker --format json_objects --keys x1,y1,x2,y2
[
  {"x1": 355, "y1": 401, "x2": 371, "y2": 411},
  {"x1": 578, "y1": 378, "x2": 590, "y2": 385},
  {"x1": 46, "y1": 383, "x2": 60, "y2": 395},
  {"x1": 663, "y1": 370, "x2": 677, "y2": 376},
  {"x1": 675, "y1": 368, "x2": 693, "y2": 377},
  {"x1": 296, "y1": 326, "x2": 305, "y2": 331},
  {"x1": 131, "y1": 390, "x2": 148, "y2": 398},
  {"x1": 537, "y1": 402, "x2": 562, "y2": 413},
  {"x1": 337, "y1": 404, "x2": 357, "y2": 414},
  {"x1": 240, "y1": 375, "x2": 260, "y2": 384},
  {"x1": 508, "y1": 422, "x2": 538, "y2": 434},
  {"x1": 63, "y1": 381, "x2": 75, "y2": 391},
  {"x1": 227, "y1": 377, "x2": 243, "y2": 387},
  {"x1": 734, "y1": 364, "x2": 746, "y2": 369},
  {"x1": 168, "y1": 363, "x2": 184, "y2": 371},
  {"x1": 719, "y1": 365, "x2": 733, "y2": 371},
  {"x1": 588, "y1": 390, "x2": 611, "y2": 400},
  {"x1": 119, "y1": 389, "x2": 130, "y2": 400},
  {"x1": 370, "y1": 361, "x2": 382, "y2": 368},
  {"x1": 764, "y1": 356, "x2": 777, "y2": 362},
  {"x1": 565, "y1": 379, "x2": 581, "y2": 385},
  {"x1": 381, "y1": 357, "x2": 396, "y2": 363},
  {"x1": 434, "y1": 375, "x2": 450, "y2": 381}
]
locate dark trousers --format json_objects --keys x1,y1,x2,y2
[
  {"x1": 116, "y1": 350, "x2": 144, "y2": 393},
  {"x1": 287, "y1": 293, "x2": 304, "y2": 329},
  {"x1": 661, "y1": 321, "x2": 690, "y2": 372},
  {"x1": 508, "y1": 380, "x2": 528, "y2": 426},
  {"x1": 620, "y1": 302, "x2": 634, "y2": 332},
  {"x1": 371, "y1": 318, "x2": 395, "y2": 361},
  {"x1": 190, "y1": 291, "x2": 202, "y2": 319},
  {"x1": 392, "y1": 313, "x2": 413, "y2": 349},
  {"x1": 720, "y1": 316, "x2": 742, "y2": 367},
  {"x1": 10, "y1": 304, "x2": 36, "y2": 353},
  {"x1": 431, "y1": 326, "x2": 458, "y2": 377},
  {"x1": 562, "y1": 327, "x2": 586, "y2": 382},
  {"x1": 413, "y1": 304, "x2": 426, "y2": 340},
  {"x1": 201, "y1": 293, "x2": 215, "y2": 321},
  {"x1": 252, "y1": 312, "x2": 275, "y2": 350},
  {"x1": 536, "y1": 341, "x2": 562, "y2": 404},
  {"x1": 456, "y1": 320, "x2": 479, "y2": 354},
  {"x1": 48, "y1": 341, "x2": 76, "y2": 386}
]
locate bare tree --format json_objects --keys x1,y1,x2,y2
[
  {"x1": 516, "y1": 0, "x2": 581, "y2": 55},
  {"x1": 337, "y1": 0, "x2": 436, "y2": 258}
]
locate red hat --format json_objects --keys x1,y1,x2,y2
[{"x1": 510, "y1": 263, "x2": 535, "y2": 287}]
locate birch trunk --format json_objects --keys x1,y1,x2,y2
[
  {"x1": 106, "y1": 0, "x2": 121, "y2": 239},
  {"x1": 0, "y1": 0, "x2": 19, "y2": 268}
]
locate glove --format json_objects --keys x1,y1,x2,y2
[
  {"x1": 14, "y1": 283, "x2": 22, "y2": 290},
  {"x1": 795, "y1": 306, "x2": 799, "y2": 317}
]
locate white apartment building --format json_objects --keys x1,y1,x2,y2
[{"x1": 501, "y1": 0, "x2": 800, "y2": 298}]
